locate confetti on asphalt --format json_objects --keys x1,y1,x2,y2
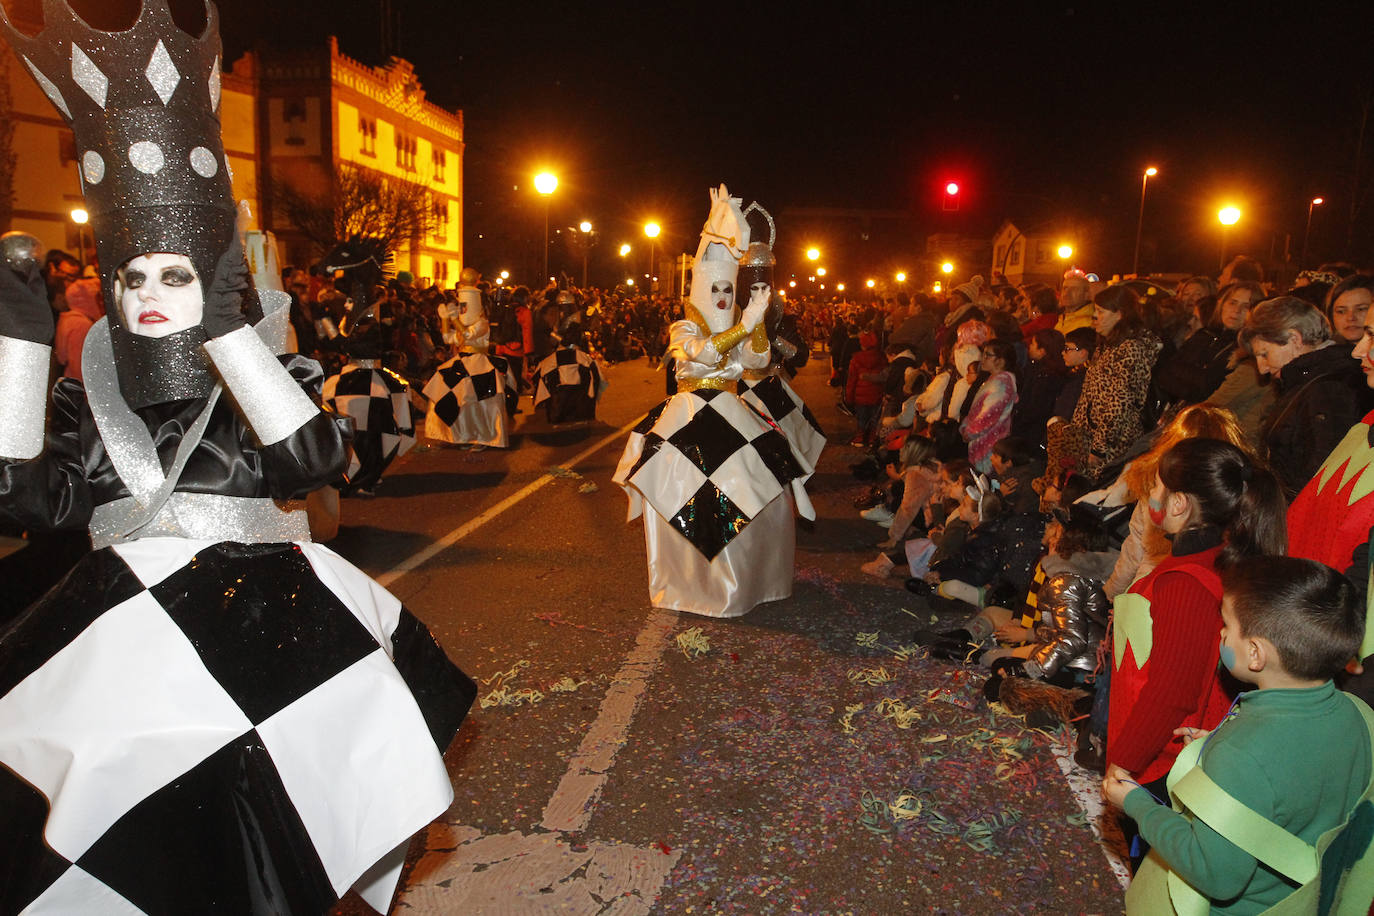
[
  {"x1": 838, "y1": 703, "x2": 865, "y2": 734},
  {"x1": 846, "y1": 666, "x2": 893, "y2": 686},
  {"x1": 549, "y1": 676, "x2": 590, "y2": 693},
  {"x1": 577, "y1": 481, "x2": 599, "y2": 494},
  {"x1": 676, "y1": 627, "x2": 711, "y2": 658},
  {"x1": 546, "y1": 466, "x2": 583, "y2": 479}
]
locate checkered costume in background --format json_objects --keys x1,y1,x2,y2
[
  {"x1": 422, "y1": 349, "x2": 516, "y2": 448},
  {"x1": 740, "y1": 371, "x2": 825, "y2": 473},
  {"x1": 322, "y1": 360, "x2": 416, "y2": 494},
  {"x1": 533, "y1": 343, "x2": 604, "y2": 423}
]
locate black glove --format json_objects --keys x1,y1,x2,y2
[
  {"x1": 201, "y1": 237, "x2": 250, "y2": 339},
  {"x1": 0, "y1": 259, "x2": 54, "y2": 344},
  {"x1": 989, "y1": 656, "x2": 1028, "y2": 679}
]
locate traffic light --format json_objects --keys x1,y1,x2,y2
[{"x1": 942, "y1": 181, "x2": 960, "y2": 212}]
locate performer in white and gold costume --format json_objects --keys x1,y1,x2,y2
[{"x1": 614, "y1": 185, "x2": 814, "y2": 617}]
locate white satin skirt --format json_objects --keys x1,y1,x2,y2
[{"x1": 642, "y1": 492, "x2": 796, "y2": 617}]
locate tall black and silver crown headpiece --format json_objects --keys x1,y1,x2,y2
[
  {"x1": 740, "y1": 202, "x2": 777, "y2": 288},
  {"x1": 0, "y1": 0, "x2": 235, "y2": 406}
]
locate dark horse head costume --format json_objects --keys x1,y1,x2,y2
[{"x1": 319, "y1": 236, "x2": 394, "y2": 360}]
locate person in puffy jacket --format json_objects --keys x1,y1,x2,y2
[{"x1": 845, "y1": 330, "x2": 887, "y2": 446}]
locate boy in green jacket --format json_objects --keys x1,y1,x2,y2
[{"x1": 1103, "y1": 556, "x2": 1373, "y2": 913}]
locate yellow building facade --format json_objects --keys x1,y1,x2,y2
[{"x1": 1, "y1": 20, "x2": 460, "y2": 286}]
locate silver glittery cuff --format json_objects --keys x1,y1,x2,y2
[
  {"x1": 204, "y1": 326, "x2": 319, "y2": 446},
  {"x1": 0, "y1": 336, "x2": 51, "y2": 460}
]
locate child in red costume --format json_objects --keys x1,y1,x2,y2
[{"x1": 1108, "y1": 438, "x2": 1288, "y2": 869}]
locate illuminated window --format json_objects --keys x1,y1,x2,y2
[
  {"x1": 432, "y1": 149, "x2": 446, "y2": 183},
  {"x1": 395, "y1": 132, "x2": 417, "y2": 171},
  {"x1": 358, "y1": 116, "x2": 377, "y2": 156}
]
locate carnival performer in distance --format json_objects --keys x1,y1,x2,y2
[
  {"x1": 423, "y1": 273, "x2": 516, "y2": 449},
  {"x1": 614, "y1": 184, "x2": 814, "y2": 617},
  {"x1": 735, "y1": 201, "x2": 825, "y2": 476},
  {"x1": 0, "y1": 3, "x2": 475, "y2": 912}
]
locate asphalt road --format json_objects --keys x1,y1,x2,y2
[{"x1": 328, "y1": 354, "x2": 1128, "y2": 916}]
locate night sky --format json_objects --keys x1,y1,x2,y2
[{"x1": 34, "y1": 1, "x2": 1374, "y2": 281}]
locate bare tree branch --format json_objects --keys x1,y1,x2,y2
[{"x1": 271, "y1": 163, "x2": 437, "y2": 256}]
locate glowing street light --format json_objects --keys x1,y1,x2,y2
[
  {"x1": 817, "y1": 267, "x2": 827, "y2": 277},
  {"x1": 940, "y1": 261, "x2": 954, "y2": 275},
  {"x1": 788, "y1": 280, "x2": 797, "y2": 288},
  {"x1": 70, "y1": 207, "x2": 90, "y2": 270},
  {"x1": 533, "y1": 171, "x2": 558, "y2": 279},
  {"x1": 578, "y1": 221, "x2": 593, "y2": 286},
  {"x1": 805, "y1": 247, "x2": 820, "y2": 261},
  {"x1": 1302, "y1": 197, "x2": 1325, "y2": 268},
  {"x1": 1057, "y1": 244, "x2": 1074, "y2": 260},
  {"x1": 1218, "y1": 205, "x2": 1242, "y2": 269},
  {"x1": 619, "y1": 243, "x2": 631, "y2": 257},
  {"x1": 933, "y1": 281, "x2": 943, "y2": 293},
  {"x1": 499, "y1": 270, "x2": 510, "y2": 279},
  {"x1": 1133, "y1": 167, "x2": 1158, "y2": 277},
  {"x1": 865, "y1": 278, "x2": 876, "y2": 288},
  {"x1": 836, "y1": 283, "x2": 845, "y2": 292},
  {"x1": 895, "y1": 272, "x2": 906, "y2": 283},
  {"x1": 626, "y1": 277, "x2": 635, "y2": 286},
  {"x1": 644, "y1": 222, "x2": 661, "y2": 292}
]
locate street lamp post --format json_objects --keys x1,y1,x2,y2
[
  {"x1": 1218, "y1": 206, "x2": 1241, "y2": 270},
  {"x1": 578, "y1": 220, "x2": 592, "y2": 287},
  {"x1": 70, "y1": 208, "x2": 89, "y2": 271},
  {"x1": 534, "y1": 171, "x2": 557, "y2": 281},
  {"x1": 1132, "y1": 167, "x2": 1157, "y2": 277},
  {"x1": 644, "y1": 222, "x2": 660, "y2": 293},
  {"x1": 1301, "y1": 197, "x2": 1324, "y2": 268}
]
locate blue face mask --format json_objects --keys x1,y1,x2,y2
[{"x1": 1219, "y1": 639, "x2": 1237, "y2": 673}]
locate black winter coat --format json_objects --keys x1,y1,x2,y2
[
  {"x1": 1261, "y1": 344, "x2": 1374, "y2": 499},
  {"x1": 1154, "y1": 327, "x2": 1237, "y2": 406}
]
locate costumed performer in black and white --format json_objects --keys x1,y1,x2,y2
[
  {"x1": 613, "y1": 184, "x2": 814, "y2": 617},
  {"x1": 422, "y1": 277, "x2": 515, "y2": 448},
  {"x1": 0, "y1": 3, "x2": 475, "y2": 912},
  {"x1": 532, "y1": 324, "x2": 607, "y2": 424},
  {"x1": 319, "y1": 236, "x2": 416, "y2": 497},
  {"x1": 735, "y1": 202, "x2": 825, "y2": 475}
]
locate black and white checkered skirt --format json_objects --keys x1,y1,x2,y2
[
  {"x1": 0, "y1": 538, "x2": 475, "y2": 914},
  {"x1": 422, "y1": 352, "x2": 514, "y2": 447},
  {"x1": 739, "y1": 373, "x2": 826, "y2": 472},
  {"x1": 533, "y1": 347, "x2": 602, "y2": 423},
  {"x1": 323, "y1": 364, "x2": 417, "y2": 479}
]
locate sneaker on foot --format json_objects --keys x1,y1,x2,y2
[
  {"x1": 860, "y1": 505, "x2": 895, "y2": 525},
  {"x1": 860, "y1": 555, "x2": 895, "y2": 578}
]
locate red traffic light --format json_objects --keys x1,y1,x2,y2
[
  {"x1": 945, "y1": 182, "x2": 960, "y2": 196},
  {"x1": 942, "y1": 181, "x2": 961, "y2": 211}
]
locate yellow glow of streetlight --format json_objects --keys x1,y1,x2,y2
[
  {"x1": 619, "y1": 243, "x2": 631, "y2": 257},
  {"x1": 1312, "y1": 197, "x2": 1324, "y2": 206},
  {"x1": 788, "y1": 280, "x2": 797, "y2": 288},
  {"x1": 865, "y1": 279, "x2": 876, "y2": 288},
  {"x1": 499, "y1": 270, "x2": 510, "y2": 279},
  {"x1": 805, "y1": 247, "x2": 820, "y2": 261},
  {"x1": 643, "y1": 222, "x2": 661, "y2": 239},
  {"x1": 1218, "y1": 206, "x2": 1241, "y2": 226},
  {"x1": 836, "y1": 283, "x2": 845, "y2": 292},
  {"x1": 626, "y1": 278, "x2": 635, "y2": 286},
  {"x1": 1057, "y1": 244, "x2": 1073, "y2": 260},
  {"x1": 933, "y1": 282, "x2": 943, "y2": 293},
  {"x1": 494, "y1": 277, "x2": 504, "y2": 285},
  {"x1": 534, "y1": 172, "x2": 558, "y2": 195},
  {"x1": 1145, "y1": 167, "x2": 1158, "y2": 177},
  {"x1": 940, "y1": 261, "x2": 954, "y2": 275},
  {"x1": 895, "y1": 272, "x2": 906, "y2": 283},
  {"x1": 579, "y1": 220, "x2": 592, "y2": 233},
  {"x1": 816, "y1": 267, "x2": 827, "y2": 277},
  {"x1": 70, "y1": 207, "x2": 89, "y2": 224}
]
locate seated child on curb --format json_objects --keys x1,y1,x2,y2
[
  {"x1": 860, "y1": 454, "x2": 966, "y2": 579},
  {"x1": 915, "y1": 503, "x2": 1115, "y2": 679},
  {"x1": 1103, "y1": 556, "x2": 1374, "y2": 914}
]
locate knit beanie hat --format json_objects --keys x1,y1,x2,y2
[{"x1": 954, "y1": 275, "x2": 985, "y2": 304}]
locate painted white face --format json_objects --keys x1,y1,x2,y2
[
  {"x1": 749, "y1": 280, "x2": 770, "y2": 298},
  {"x1": 119, "y1": 253, "x2": 203, "y2": 338},
  {"x1": 1331, "y1": 289, "x2": 1373, "y2": 344},
  {"x1": 457, "y1": 288, "x2": 483, "y2": 326},
  {"x1": 711, "y1": 280, "x2": 734, "y2": 313}
]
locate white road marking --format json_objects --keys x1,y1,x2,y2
[{"x1": 375, "y1": 421, "x2": 636, "y2": 589}]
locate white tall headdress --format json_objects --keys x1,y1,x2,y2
[{"x1": 688, "y1": 184, "x2": 750, "y2": 333}]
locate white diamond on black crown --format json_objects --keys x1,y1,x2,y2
[{"x1": 0, "y1": 0, "x2": 238, "y2": 407}]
